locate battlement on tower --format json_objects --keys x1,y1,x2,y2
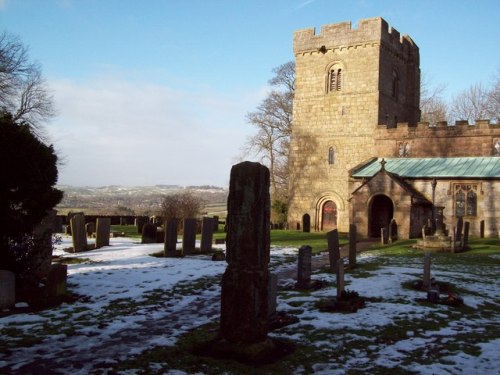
[
  {"x1": 376, "y1": 119, "x2": 499, "y2": 137},
  {"x1": 293, "y1": 17, "x2": 418, "y2": 56}
]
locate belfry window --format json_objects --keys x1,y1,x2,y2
[
  {"x1": 328, "y1": 67, "x2": 342, "y2": 92},
  {"x1": 328, "y1": 147, "x2": 334, "y2": 165},
  {"x1": 454, "y1": 184, "x2": 477, "y2": 217}
]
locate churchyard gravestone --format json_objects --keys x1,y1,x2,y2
[
  {"x1": 135, "y1": 216, "x2": 148, "y2": 234},
  {"x1": 456, "y1": 217, "x2": 463, "y2": 244},
  {"x1": 336, "y1": 259, "x2": 345, "y2": 299},
  {"x1": 349, "y1": 224, "x2": 357, "y2": 267},
  {"x1": 32, "y1": 210, "x2": 57, "y2": 279},
  {"x1": 46, "y1": 264, "x2": 67, "y2": 297},
  {"x1": 201, "y1": 217, "x2": 214, "y2": 253},
  {"x1": 381, "y1": 227, "x2": 388, "y2": 245},
  {"x1": 327, "y1": 229, "x2": 340, "y2": 273},
  {"x1": 95, "y1": 218, "x2": 111, "y2": 248},
  {"x1": 422, "y1": 251, "x2": 431, "y2": 289},
  {"x1": 389, "y1": 219, "x2": 398, "y2": 243},
  {"x1": 85, "y1": 222, "x2": 95, "y2": 237},
  {"x1": 463, "y1": 221, "x2": 470, "y2": 249},
  {"x1": 268, "y1": 273, "x2": 278, "y2": 318},
  {"x1": 451, "y1": 227, "x2": 456, "y2": 253},
  {"x1": 213, "y1": 216, "x2": 219, "y2": 232},
  {"x1": 141, "y1": 223, "x2": 157, "y2": 244},
  {"x1": 182, "y1": 218, "x2": 197, "y2": 254},
  {"x1": 302, "y1": 213, "x2": 311, "y2": 233},
  {"x1": 296, "y1": 245, "x2": 312, "y2": 289},
  {"x1": 220, "y1": 161, "x2": 271, "y2": 347},
  {"x1": 70, "y1": 214, "x2": 87, "y2": 252},
  {"x1": 0, "y1": 270, "x2": 15, "y2": 309},
  {"x1": 164, "y1": 219, "x2": 178, "y2": 257}
]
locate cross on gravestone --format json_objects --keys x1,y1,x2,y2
[
  {"x1": 70, "y1": 214, "x2": 87, "y2": 253},
  {"x1": 336, "y1": 259, "x2": 345, "y2": 299},
  {"x1": 220, "y1": 161, "x2": 270, "y2": 345},
  {"x1": 463, "y1": 221, "x2": 470, "y2": 249},
  {"x1": 349, "y1": 224, "x2": 357, "y2": 267},
  {"x1": 422, "y1": 251, "x2": 431, "y2": 290},
  {"x1": 296, "y1": 245, "x2": 312, "y2": 289},
  {"x1": 95, "y1": 218, "x2": 111, "y2": 248},
  {"x1": 327, "y1": 229, "x2": 340, "y2": 273},
  {"x1": 201, "y1": 217, "x2": 214, "y2": 253},
  {"x1": 0, "y1": 270, "x2": 15, "y2": 309},
  {"x1": 164, "y1": 219, "x2": 178, "y2": 257},
  {"x1": 182, "y1": 218, "x2": 197, "y2": 254}
]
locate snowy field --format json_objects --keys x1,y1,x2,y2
[{"x1": 1, "y1": 236, "x2": 499, "y2": 374}]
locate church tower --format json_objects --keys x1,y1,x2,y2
[{"x1": 288, "y1": 17, "x2": 420, "y2": 232}]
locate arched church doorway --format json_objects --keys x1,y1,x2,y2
[
  {"x1": 321, "y1": 200, "x2": 337, "y2": 231},
  {"x1": 369, "y1": 195, "x2": 394, "y2": 237}
]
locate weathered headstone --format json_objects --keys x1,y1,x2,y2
[
  {"x1": 389, "y1": 219, "x2": 398, "y2": 243},
  {"x1": 381, "y1": 227, "x2": 388, "y2": 245},
  {"x1": 456, "y1": 217, "x2": 463, "y2": 243},
  {"x1": 336, "y1": 259, "x2": 345, "y2": 299},
  {"x1": 422, "y1": 225, "x2": 426, "y2": 240},
  {"x1": 327, "y1": 229, "x2": 340, "y2": 273},
  {"x1": 0, "y1": 270, "x2": 15, "y2": 309},
  {"x1": 164, "y1": 219, "x2": 178, "y2": 257},
  {"x1": 213, "y1": 216, "x2": 219, "y2": 232},
  {"x1": 480, "y1": 220, "x2": 485, "y2": 238},
  {"x1": 85, "y1": 222, "x2": 95, "y2": 237},
  {"x1": 463, "y1": 221, "x2": 470, "y2": 249},
  {"x1": 46, "y1": 264, "x2": 67, "y2": 297},
  {"x1": 302, "y1": 213, "x2": 310, "y2": 233},
  {"x1": 268, "y1": 273, "x2": 278, "y2": 318},
  {"x1": 70, "y1": 214, "x2": 87, "y2": 252},
  {"x1": 182, "y1": 218, "x2": 197, "y2": 254},
  {"x1": 33, "y1": 210, "x2": 57, "y2": 279},
  {"x1": 95, "y1": 218, "x2": 111, "y2": 248},
  {"x1": 201, "y1": 217, "x2": 214, "y2": 253},
  {"x1": 141, "y1": 223, "x2": 157, "y2": 244},
  {"x1": 135, "y1": 216, "x2": 148, "y2": 234},
  {"x1": 349, "y1": 224, "x2": 357, "y2": 267},
  {"x1": 296, "y1": 245, "x2": 312, "y2": 289},
  {"x1": 422, "y1": 251, "x2": 431, "y2": 289},
  {"x1": 451, "y1": 227, "x2": 456, "y2": 253},
  {"x1": 220, "y1": 161, "x2": 270, "y2": 345}
]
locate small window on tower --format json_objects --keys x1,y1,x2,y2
[
  {"x1": 328, "y1": 147, "x2": 335, "y2": 165},
  {"x1": 327, "y1": 63, "x2": 344, "y2": 93}
]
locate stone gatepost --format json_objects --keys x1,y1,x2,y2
[
  {"x1": 0, "y1": 270, "x2": 15, "y2": 309},
  {"x1": 95, "y1": 218, "x2": 111, "y2": 248},
  {"x1": 70, "y1": 214, "x2": 87, "y2": 253},
  {"x1": 423, "y1": 251, "x2": 431, "y2": 290},
  {"x1": 182, "y1": 218, "x2": 197, "y2": 254},
  {"x1": 164, "y1": 219, "x2": 178, "y2": 257},
  {"x1": 349, "y1": 224, "x2": 357, "y2": 267},
  {"x1": 220, "y1": 161, "x2": 270, "y2": 345},
  {"x1": 296, "y1": 245, "x2": 312, "y2": 289},
  {"x1": 327, "y1": 229, "x2": 340, "y2": 273},
  {"x1": 201, "y1": 217, "x2": 214, "y2": 253}
]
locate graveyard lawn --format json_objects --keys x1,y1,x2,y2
[{"x1": 0, "y1": 236, "x2": 499, "y2": 374}]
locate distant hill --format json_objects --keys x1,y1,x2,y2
[{"x1": 56, "y1": 185, "x2": 228, "y2": 216}]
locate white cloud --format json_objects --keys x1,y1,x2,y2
[{"x1": 46, "y1": 76, "x2": 263, "y2": 187}]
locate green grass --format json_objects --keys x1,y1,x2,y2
[{"x1": 110, "y1": 225, "x2": 141, "y2": 238}]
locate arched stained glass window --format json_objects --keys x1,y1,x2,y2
[
  {"x1": 454, "y1": 184, "x2": 478, "y2": 217},
  {"x1": 466, "y1": 189, "x2": 477, "y2": 216}
]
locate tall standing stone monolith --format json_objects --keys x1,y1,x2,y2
[
  {"x1": 201, "y1": 217, "x2": 214, "y2": 253},
  {"x1": 182, "y1": 218, "x2": 197, "y2": 254},
  {"x1": 296, "y1": 245, "x2": 312, "y2": 289},
  {"x1": 327, "y1": 229, "x2": 340, "y2": 273},
  {"x1": 70, "y1": 214, "x2": 87, "y2": 253},
  {"x1": 95, "y1": 218, "x2": 111, "y2": 248},
  {"x1": 220, "y1": 161, "x2": 270, "y2": 345},
  {"x1": 164, "y1": 219, "x2": 178, "y2": 257},
  {"x1": 349, "y1": 224, "x2": 357, "y2": 267}
]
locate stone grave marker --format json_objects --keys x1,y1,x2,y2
[
  {"x1": 135, "y1": 216, "x2": 148, "y2": 234},
  {"x1": 336, "y1": 259, "x2": 345, "y2": 299},
  {"x1": 381, "y1": 227, "x2": 388, "y2": 245},
  {"x1": 456, "y1": 217, "x2": 463, "y2": 243},
  {"x1": 46, "y1": 264, "x2": 68, "y2": 297},
  {"x1": 268, "y1": 273, "x2": 278, "y2": 318},
  {"x1": 164, "y1": 219, "x2": 178, "y2": 257},
  {"x1": 423, "y1": 251, "x2": 431, "y2": 289},
  {"x1": 95, "y1": 218, "x2": 111, "y2": 248},
  {"x1": 141, "y1": 223, "x2": 157, "y2": 244},
  {"x1": 201, "y1": 217, "x2": 214, "y2": 253},
  {"x1": 182, "y1": 218, "x2": 197, "y2": 254},
  {"x1": 0, "y1": 270, "x2": 15, "y2": 309},
  {"x1": 220, "y1": 161, "x2": 270, "y2": 345},
  {"x1": 327, "y1": 229, "x2": 340, "y2": 273},
  {"x1": 213, "y1": 216, "x2": 219, "y2": 232},
  {"x1": 349, "y1": 224, "x2": 357, "y2": 267},
  {"x1": 463, "y1": 221, "x2": 470, "y2": 249},
  {"x1": 389, "y1": 219, "x2": 398, "y2": 243},
  {"x1": 296, "y1": 245, "x2": 312, "y2": 289},
  {"x1": 85, "y1": 222, "x2": 95, "y2": 237},
  {"x1": 70, "y1": 214, "x2": 87, "y2": 252},
  {"x1": 451, "y1": 226, "x2": 456, "y2": 253}
]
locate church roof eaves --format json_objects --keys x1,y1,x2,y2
[{"x1": 351, "y1": 157, "x2": 500, "y2": 179}]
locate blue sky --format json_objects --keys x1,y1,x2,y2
[{"x1": 1, "y1": 0, "x2": 499, "y2": 187}]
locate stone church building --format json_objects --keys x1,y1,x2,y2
[{"x1": 287, "y1": 17, "x2": 500, "y2": 238}]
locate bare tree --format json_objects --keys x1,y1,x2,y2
[
  {"x1": 244, "y1": 61, "x2": 294, "y2": 203},
  {"x1": 160, "y1": 191, "x2": 205, "y2": 222},
  {"x1": 420, "y1": 73, "x2": 449, "y2": 124},
  {"x1": 449, "y1": 83, "x2": 491, "y2": 124},
  {"x1": 486, "y1": 68, "x2": 500, "y2": 122},
  {"x1": 0, "y1": 32, "x2": 55, "y2": 135}
]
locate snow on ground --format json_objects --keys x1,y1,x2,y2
[{"x1": 1, "y1": 236, "x2": 499, "y2": 374}]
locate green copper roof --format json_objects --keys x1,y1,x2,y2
[{"x1": 352, "y1": 157, "x2": 500, "y2": 178}]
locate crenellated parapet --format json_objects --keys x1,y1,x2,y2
[
  {"x1": 293, "y1": 17, "x2": 418, "y2": 59},
  {"x1": 377, "y1": 119, "x2": 499, "y2": 137}
]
